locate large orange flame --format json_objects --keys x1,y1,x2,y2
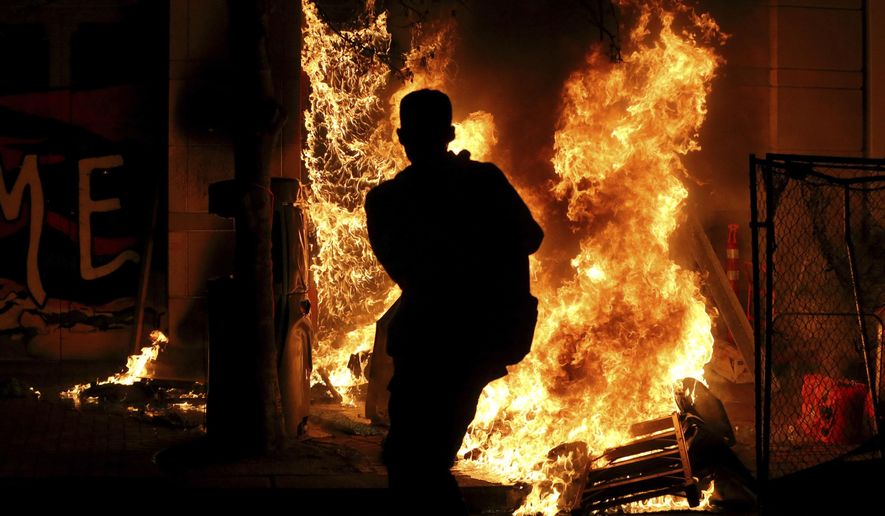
[
  {"x1": 302, "y1": 1, "x2": 496, "y2": 404},
  {"x1": 302, "y1": 0, "x2": 723, "y2": 512},
  {"x1": 301, "y1": 1, "x2": 398, "y2": 404},
  {"x1": 458, "y1": 2, "x2": 724, "y2": 513}
]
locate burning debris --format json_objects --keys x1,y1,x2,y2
[
  {"x1": 557, "y1": 378, "x2": 750, "y2": 513},
  {"x1": 580, "y1": 413, "x2": 703, "y2": 513},
  {"x1": 61, "y1": 330, "x2": 168, "y2": 407},
  {"x1": 59, "y1": 331, "x2": 206, "y2": 428}
]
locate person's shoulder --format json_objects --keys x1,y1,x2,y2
[
  {"x1": 368, "y1": 177, "x2": 394, "y2": 194},
  {"x1": 365, "y1": 168, "x2": 413, "y2": 208},
  {"x1": 366, "y1": 177, "x2": 394, "y2": 208},
  {"x1": 474, "y1": 160, "x2": 505, "y2": 176},
  {"x1": 450, "y1": 151, "x2": 503, "y2": 176},
  {"x1": 369, "y1": 167, "x2": 410, "y2": 195},
  {"x1": 463, "y1": 158, "x2": 508, "y2": 186}
]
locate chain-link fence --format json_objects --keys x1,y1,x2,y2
[{"x1": 750, "y1": 154, "x2": 884, "y2": 492}]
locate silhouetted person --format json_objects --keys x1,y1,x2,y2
[{"x1": 365, "y1": 89, "x2": 543, "y2": 515}]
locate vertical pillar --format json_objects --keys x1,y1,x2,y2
[{"x1": 868, "y1": 0, "x2": 885, "y2": 156}]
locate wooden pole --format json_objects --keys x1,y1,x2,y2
[
  {"x1": 227, "y1": 0, "x2": 287, "y2": 452},
  {"x1": 131, "y1": 185, "x2": 159, "y2": 354},
  {"x1": 685, "y1": 212, "x2": 756, "y2": 380}
]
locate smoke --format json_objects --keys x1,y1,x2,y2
[{"x1": 378, "y1": 0, "x2": 612, "y2": 282}]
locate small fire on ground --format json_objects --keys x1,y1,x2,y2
[{"x1": 60, "y1": 331, "x2": 206, "y2": 428}]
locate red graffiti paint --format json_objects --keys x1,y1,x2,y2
[{"x1": 45, "y1": 211, "x2": 138, "y2": 257}]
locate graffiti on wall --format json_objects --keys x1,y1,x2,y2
[{"x1": 0, "y1": 87, "x2": 152, "y2": 359}]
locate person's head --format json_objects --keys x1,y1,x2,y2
[{"x1": 397, "y1": 89, "x2": 455, "y2": 163}]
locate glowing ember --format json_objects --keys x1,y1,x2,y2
[
  {"x1": 145, "y1": 401, "x2": 205, "y2": 416},
  {"x1": 61, "y1": 330, "x2": 168, "y2": 407}
]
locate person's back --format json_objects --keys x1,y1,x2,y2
[
  {"x1": 365, "y1": 89, "x2": 542, "y2": 515},
  {"x1": 367, "y1": 150, "x2": 541, "y2": 360}
]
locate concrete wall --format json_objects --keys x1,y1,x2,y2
[
  {"x1": 165, "y1": 0, "x2": 301, "y2": 379},
  {"x1": 769, "y1": 0, "x2": 865, "y2": 156},
  {"x1": 688, "y1": 1, "x2": 773, "y2": 216},
  {"x1": 870, "y1": 0, "x2": 885, "y2": 156},
  {"x1": 0, "y1": 0, "x2": 167, "y2": 361},
  {"x1": 685, "y1": 0, "x2": 871, "y2": 292},
  {"x1": 691, "y1": 0, "x2": 865, "y2": 213}
]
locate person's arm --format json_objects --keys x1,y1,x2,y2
[
  {"x1": 486, "y1": 165, "x2": 544, "y2": 254},
  {"x1": 365, "y1": 184, "x2": 408, "y2": 286}
]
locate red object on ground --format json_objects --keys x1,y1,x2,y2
[{"x1": 798, "y1": 374, "x2": 871, "y2": 445}]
